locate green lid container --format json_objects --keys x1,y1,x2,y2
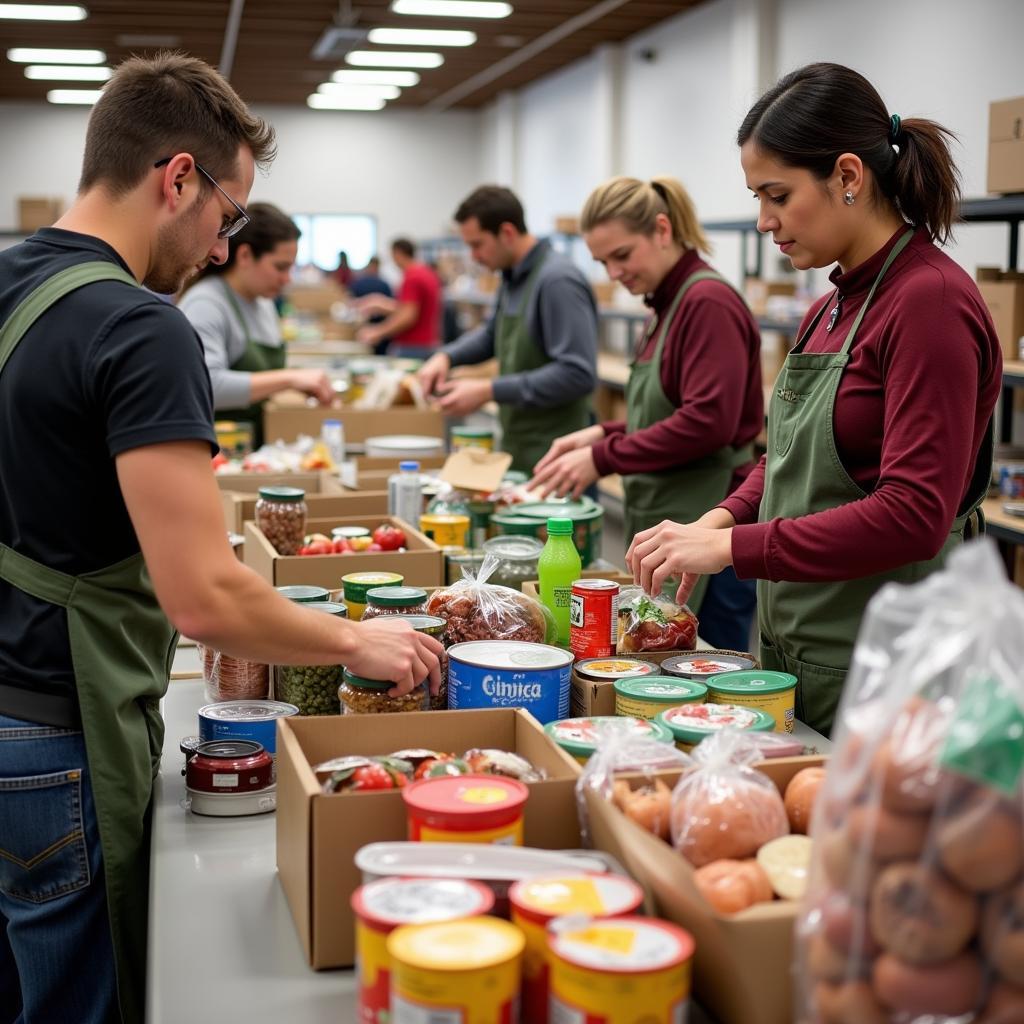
[
  {"x1": 543, "y1": 715, "x2": 673, "y2": 762},
  {"x1": 705, "y1": 670, "x2": 797, "y2": 697},
  {"x1": 306, "y1": 601, "x2": 348, "y2": 618},
  {"x1": 276, "y1": 585, "x2": 330, "y2": 603},
  {"x1": 366, "y1": 586, "x2": 427, "y2": 609},
  {"x1": 498, "y1": 500, "x2": 604, "y2": 567},
  {"x1": 257, "y1": 485, "x2": 305, "y2": 502},
  {"x1": 451, "y1": 426, "x2": 494, "y2": 441},
  {"x1": 342, "y1": 572, "x2": 404, "y2": 604},
  {"x1": 656, "y1": 704, "x2": 776, "y2": 748},
  {"x1": 391, "y1": 614, "x2": 447, "y2": 638},
  {"x1": 613, "y1": 676, "x2": 708, "y2": 706},
  {"x1": 341, "y1": 669, "x2": 393, "y2": 691}
]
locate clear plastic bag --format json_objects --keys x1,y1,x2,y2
[
  {"x1": 198, "y1": 644, "x2": 270, "y2": 702},
  {"x1": 797, "y1": 540, "x2": 1024, "y2": 1024},
  {"x1": 617, "y1": 586, "x2": 698, "y2": 653},
  {"x1": 426, "y1": 553, "x2": 556, "y2": 645}
]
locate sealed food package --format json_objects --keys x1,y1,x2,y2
[
  {"x1": 617, "y1": 586, "x2": 698, "y2": 653},
  {"x1": 426, "y1": 553, "x2": 555, "y2": 645},
  {"x1": 198, "y1": 643, "x2": 270, "y2": 702},
  {"x1": 797, "y1": 540, "x2": 1024, "y2": 1024},
  {"x1": 669, "y1": 729, "x2": 789, "y2": 868}
]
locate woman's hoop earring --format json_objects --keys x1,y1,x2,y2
[{"x1": 844, "y1": 190, "x2": 856, "y2": 206}]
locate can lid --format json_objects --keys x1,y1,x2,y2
[
  {"x1": 399, "y1": 461, "x2": 420, "y2": 471},
  {"x1": 571, "y1": 578, "x2": 619, "y2": 591},
  {"x1": 510, "y1": 873, "x2": 644, "y2": 925},
  {"x1": 193, "y1": 739, "x2": 265, "y2": 760},
  {"x1": 401, "y1": 774, "x2": 529, "y2": 826},
  {"x1": 613, "y1": 676, "x2": 707, "y2": 703},
  {"x1": 342, "y1": 670, "x2": 394, "y2": 692},
  {"x1": 482, "y1": 535, "x2": 544, "y2": 559},
  {"x1": 198, "y1": 700, "x2": 299, "y2": 721},
  {"x1": 706, "y1": 670, "x2": 797, "y2": 695},
  {"x1": 342, "y1": 572, "x2": 404, "y2": 602},
  {"x1": 657, "y1": 703, "x2": 776, "y2": 742},
  {"x1": 546, "y1": 517, "x2": 574, "y2": 535},
  {"x1": 276, "y1": 585, "x2": 330, "y2": 603},
  {"x1": 448, "y1": 640, "x2": 573, "y2": 671},
  {"x1": 257, "y1": 486, "x2": 305, "y2": 502},
  {"x1": 451, "y1": 427, "x2": 494, "y2": 438},
  {"x1": 387, "y1": 916, "x2": 525, "y2": 971},
  {"x1": 352, "y1": 878, "x2": 494, "y2": 930},
  {"x1": 661, "y1": 653, "x2": 756, "y2": 678},
  {"x1": 548, "y1": 916, "x2": 694, "y2": 974},
  {"x1": 306, "y1": 601, "x2": 348, "y2": 618},
  {"x1": 576, "y1": 658, "x2": 655, "y2": 681},
  {"x1": 543, "y1": 716, "x2": 673, "y2": 757},
  {"x1": 367, "y1": 586, "x2": 427, "y2": 608},
  {"x1": 517, "y1": 500, "x2": 601, "y2": 522},
  {"x1": 391, "y1": 614, "x2": 446, "y2": 634}
]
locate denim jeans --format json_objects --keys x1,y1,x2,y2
[
  {"x1": 0, "y1": 714, "x2": 117, "y2": 1024},
  {"x1": 698, "y1": 566, "x2": 758, "y2": 652}
]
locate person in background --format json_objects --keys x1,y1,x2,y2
[
  {"x1": 334, "y1": 249, "x2": 353, "y2": 289},
  {"x1": 0, "y1": 53, "x2": 442, "y2": 1024},
  {"x1": 356, "y1": 237, "x2": 441, "y2": 358},
  {"x1": 531, "y1": 177, "x2": 763, "y2": 650},
  {"x1": 351, "y1": 255, "x2": 393, "y2": 356},
  {"x1": 628, "y1": 62, "x2": 1000, "y2": 734},
  {"x1": 417, "y1": 186, "x2": 598, "y2": 476},
  {"x1": 178, "y1": 202, "x2": 333, "y2": 447}
]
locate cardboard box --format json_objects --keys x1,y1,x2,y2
[
  {"x1": 977, "y1": 267, "x2": 1024, "y2": 361},
  {"x1": 215, "y1": 470, "x2": 352, "y2": 533},
  {"x1": 554, "y1": 215, "x2": 580, "y2": 235},
  {"x1": 263, "y1": 398, "x2": 446, "y2": 446},
  {"x1": 244, "y1": 514, "x2": 443, "y2": 588},
  {"x1": 232, "y1": 491, "x2": 388, "y2": 535},
  {"x1": 338, "y1": 454, "x2": 447, "y2": 491},
  {"x1": 744, "y1": 277, "x2": 797, "y2": 317},
  {"x1": 17, "y1": 196, "x2": 63, "y2": 232},
  {"x1": 275, "y1": 708, "x2": 584, "y2": 968},
  {"x1": 284, "y1": 283, "x2": 348, "y2": 315},
  {"x1": 988, "y1": 96, "x2": 1024, "y2": 195},
  {"x1": 585, "y1": 756, "x2": 825, "y2": 1024}
]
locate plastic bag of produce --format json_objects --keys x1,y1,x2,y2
[
  {"x1": 426, "y1": 553, "x2": 556, "y2": 645},
  {"x1": 197, "y1": 643, "x2": 270, "y2": 702},
  {"x1": 797, "y1": 539, "x2": 1024, "y2": 1024},
  {"x1": 616, "y1": 586, "x2": 698, "y2": 653}
]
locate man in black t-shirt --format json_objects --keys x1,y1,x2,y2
[{"x1": 0, "y1": 54, "x2": 441, "y2": 1024}]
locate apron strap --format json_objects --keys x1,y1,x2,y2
[
  {"x1": 498, "y1": 245, "x2": 549, "y2": 322},
  {"x1": 220, "y1": 277, "x2": 254, "y2": 346},
  {"x1": 0, "y1": 543, "x2": 75, "y2": 607},
  {"x1": 633, "y1": 268, "x2": 727, "y2": 367}
]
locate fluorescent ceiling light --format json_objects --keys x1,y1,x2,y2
[
  {"x1": 307, "y1": 92, "x2": 386, "y2": 111},
  {"x1": 318, "y1": 81, "x2": 400, "y2": 100},
  {"x1": 391, "y1": 0, "x2": 511, "y2": 17},
  {"x1": 331, "y1": 69, "x2": 420, "y2": 87},
  {"x1": 47, "y1": 87, "x2": 103, "y2": 104},
  {"x1": 367, "y1": 27, "x2": 475, "y2": 46},
  {"x1": 346, "y1": 49, "x2": 444, "y2": 68},
  {"x1": 0, "y1": 3, "x2": 86, "y2": 19},
  {"x1": 25, "y1": 64, "x2": 111, "y2": 80},
  {"x1": 8, "y1": 46, "x2": 105, "y2": 63}
]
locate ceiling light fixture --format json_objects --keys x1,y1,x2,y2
[
  {"x1": 47, "y1": 87, "x2": 103, "y2": 104},
  {"x1": 367, "y1": 27, "x2": 475, "y2": 47},
  {"x1": 317, "y1": 81, "x2": 400, "y2": 100},
  {"x1": 8, "y1": 46, "x2": 104, "y2": 63},
  {"x1": 25, "y1": 63, "x2": 111, "y2": 80},
  {"x1": 330, "y1": 69, "x2": 420, "y2": 86},
  {"x1": 0, "y1": 3, "x2": 86, "y2": 19},
  {"x1": 346, "y1": 49, "x2": 444, "y2": 68},
  {"x1": 390, "y1": 0, "x2": 511, "y2": 16},
  {"x1": 307, "y1": 92, "x2": 386, "y2": 111}
]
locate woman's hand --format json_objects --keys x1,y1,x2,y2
[
  {"x1": 532, "y1": 424, "x2": 605, "y2": 476},
  {"x1": 529, "y1": 447, "x2": 600, "y2": 500},
  {"x1": 626, "y1": 519, "x2": 734, "y2": 605}
]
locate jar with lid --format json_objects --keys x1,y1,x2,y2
[
  {"x1": 275, "y1": 602, "x2": 348, "y2": 715},
  {"x1": 338, "y1": 669, "x2": 430, "y2": 715},
  {"x1": 361, "y1": 586, "x2": 428, "y2": 620},
  {"x1": 256, "y1": 486, "x2": 307, "y2": 556},
  {"x1": 392, "y1": 614, "x2": 449, "y2": 710},
  {"x1": 341, "y1": 571, "x2": 404, "y2": 620},
  {"x1": 482, "y1": 535, "x2": 544, "y2": 591},
  {"x1": 276, "y1": 585, "x2": 330, "y2": 604}
]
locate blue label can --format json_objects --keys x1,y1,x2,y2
[
  {"x1": 447, "y1": 641, "x2": 573, "y2": 724},
  {"x1": 197, "y1": 700, "x2": 299, "y2": 757}
]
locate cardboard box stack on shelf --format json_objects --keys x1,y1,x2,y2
[
  {"x1": 262, "y1": 394, "x2": 445, "y2": 446},
  {"x1": 988, "y1": 96, "x2": 1024, "y2": 195},
  {"x1": 977, "y1": 266, "x2": 1024, "y2": 361},
  {"x1": 17, "y1": 196, "x2": 63, "y2": 232}
]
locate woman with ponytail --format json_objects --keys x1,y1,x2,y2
[
  {"x1": 627, "y1": 63, "x2": 1002, "y2": 734},
  {"x1": 531, "y1": 175, "x2": 764, "y2": 650}
]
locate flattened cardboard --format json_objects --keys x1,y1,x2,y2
[
  {"x1": 440, "y1": 448, "x2": 513, "y2": 494},
  {"x1": 275, "y1": 708, "x2": 583, "y2": 968}
]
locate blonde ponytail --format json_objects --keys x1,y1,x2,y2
[{"x1": 580, "y1": 175, "x2": 710, "y2": 253}]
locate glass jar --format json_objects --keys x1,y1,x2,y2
[
  {"x1": 361, "y1": 586, "x2": 428, "y2": 620},
  {"x1": 275, "y1": 602, "x2": 348, "y2": 715},
  {"x1": 393, "y1": 614, "x2": 449, "y2": 710},
  {"x1": 338, "y1": 669, "x2": 429, "y2": 715},
  {"x1": 341, "y1": 571, "x2": 404, "y2": 620},
  {"x1": 255, "y1": 486, "x2": 307, "y2": 556},
  {"x1": 446, "y1": 549, "x2": 485, "y2": 586},
  {"x1": 482, "y1": 535, "x2": 544, "y2": 591},
  {"x1": 199, "y1": 644, "x2": 270, "y2": 703}
]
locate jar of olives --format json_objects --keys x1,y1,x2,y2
[
  {"x1": 274, "y1": 602, "x2": 348, "y2": 715},
  {"x1": 256, "y1": 486, "x2": 307, "y2": 556},
  {"x1": 360, "y1": 586, "x2": 428, "y2": 620},
  {"x1": 338, "y1": 669, "x2": 429, "y2": 715}
]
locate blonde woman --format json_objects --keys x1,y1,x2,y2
[{"x1": 531, "y1": 176, "x2": 763, "y2": 649}]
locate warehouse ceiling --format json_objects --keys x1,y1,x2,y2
[{"x1": 0, "y1": 1, "x2": 701, "y2": 110}]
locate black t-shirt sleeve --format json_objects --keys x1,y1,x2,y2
[{"x1": 85, "y1": 299, "x2": 219, "y2": 458}]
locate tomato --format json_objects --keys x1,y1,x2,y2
[
  {"x1": 351, "y1": 764, "x2": 396, "y2": 790},
  {"x1": 300, "y1": 540, "x2": 333, "y2": 556},
  {"x1": 331, "y1": 538, "x2": 350, "y2": 554},
  {"x1": 366, "y1": 543, "x2": 383, "y2": 552},
  {"x1": 211, "y1": 451, "x2": 229, "y2": 469},
  {"x1": 372, "y1": 525, "x2": 406, "y2": 551}
]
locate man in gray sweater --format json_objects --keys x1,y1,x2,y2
[{"x1": 418, "y1": 186, "x2": 598, "y2": 475}]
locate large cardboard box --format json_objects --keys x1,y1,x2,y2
[
  {"x1": 276, "y1": 708, "x2": 584, "y2": 968},
  {"x1": 977, "y1": 267, "x2": 1024, "y2": 361},
  {"x1": 338, "y1": 454, "x2": 446, "y2": 491},
  {"x1": 586, "y1": 755, "x2": 825, "y2": 1024},
  {"x1": 988, "y1": 96, "x2": 1024, "y2": 195},
  {"x1": 215, "y1": 470, "x2": 353, "y2": 532},
  {"x1": 263, "y1": 395, "x2": 446, "y2": 445},
  {"x1": 17, "y1": 196, "x2": 63, "y2": 232},
  {"x1": 244, "y1": 514, "x2": 443, "y2": 588}
]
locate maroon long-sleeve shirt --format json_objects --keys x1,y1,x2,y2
[
  {"x1": 722, "y1": 227, "x2": 1002, "y2": 582},
  {"x1": 591, "y1": 250, "x2": 763, "y2": 486}
]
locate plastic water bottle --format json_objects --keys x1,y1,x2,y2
[
  {"x1": 388, "y1": 461, "x2": 422, "y2": 527},
  {"x1": 321, "y1": 418, "x2": 345, "y2": 468},
  {"x1": 538, "y1": 517, "x2": 582, "y2": 648}
]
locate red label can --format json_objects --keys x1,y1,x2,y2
[{"x1": 569, "y1": 579, "x2": 619, "y2": 659}]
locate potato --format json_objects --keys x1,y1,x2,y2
[
  {"x1": 813, "y1": 980, "x2": 887, "y2": 1024},
  {"x1": 983, "y1": 885, "x2": 1024, "y2": 988},
  {"x1": 818, "y1": 889, "x2": 881, "y2": 958},
  {"x1": 937, "y1": 796, "x2": 1024, "y2": 893},
  {"x1": 872, "y1": 695, "x2": 952, "y2": 815},
  {"x1": 872, "y1": 951, "x2": 983, "y2": 1017},
  {"x1": 784, "y1": 766, "x2": 826, "y2": 834},
  {"x1": 612, "y1": 779, "x2": 672, "y2": 841},
  {"x1": 820, "y1": 826, "x2": 880, "y2": 899},
  {"x1": 846, "y1": 803, "x2": 929, "y2": 862},
  {"x1": 977, "y1": 981, "x2": 1024, "y2": 1024},
  {"x1": 692, "y1": 858, "x2": 773, "y2": 915}
]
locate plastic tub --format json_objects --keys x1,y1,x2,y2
[
  {"x1": 656, "y1": 702, "x2": 777, "y2": 752},
  {"x1": 613, "y1": 676, "x2": 707, "y2": 720},
  {"x1": 705, "y1": 669, "x2": 798, "y2": 733},
  {"x1": 543, "y1": 715, "x2": 673, "y2": 764}
]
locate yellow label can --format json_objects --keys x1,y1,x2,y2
[
  {"x1": 705, "y1": 670, "x2": 798, "y2": 732},
  {"x1": 419, "y1": 513, "x2": 471, "y2": 549}
]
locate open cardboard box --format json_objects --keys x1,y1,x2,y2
[
  {"x1": 338, "y1": 454, "x2": 447, "y2": 491},
  {"x1": 585, "y1": 755, "x2": 824, "y2": 1024},
  {"x1": 263, "y1": 394, "x2": 445, "y2": 445},
  {"x1": 276, "y1": 708, "x2": 584, "y2": 968},
  {"x1": 243, "y1": 515, "x2": 443, "y2": 589}
]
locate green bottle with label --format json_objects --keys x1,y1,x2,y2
[{"x1": 538, "y1": 517, "x2": 582, "y2": 648}]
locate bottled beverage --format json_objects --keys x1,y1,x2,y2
[
  {"x1": 388, "y1": 461, "x2": 422, "y2": 526},
  {"x1": 538, "y1": 517, "x2": 582, "y2": 648},
  {"x1": 321, "y1": 418, "x2": 346, "y2": 467}
]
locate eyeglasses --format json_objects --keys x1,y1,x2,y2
[{"x1": 153, "y1": 156, "x2": 250, "y2": 238}]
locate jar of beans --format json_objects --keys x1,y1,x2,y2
[
  {"x1": 274, "y1": 602, "x2": 348, "y2": 715},
  {"x1": 338, "y1": 669, "x2": 429, "y2": 715},
  {"x1": 360, "y1": 586, "x2": 428, "y2": 620},
  {"x1": 256, "y1": 486, "x2": 307, "y2": 555}
]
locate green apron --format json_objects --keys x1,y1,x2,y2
[
  {"x1": 0, "y1": 262, "x2": 178, "y2": 1024},
  {"x1": 219, "y1": 279, "x2": 286, "y2": 448},
  {"x1": 623, "y1": 269, "x2": 754, "y2": 612},
  {"x1": 495, "y1": 251, "x2": 592, "y2": 475},
  {"x1": 757, "y1": 229, "x2": 991, "y2": 735}
]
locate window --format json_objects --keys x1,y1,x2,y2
[{"x1": 292, "y1": 213, "x2": 377, "y2": 271}]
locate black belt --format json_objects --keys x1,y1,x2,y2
[{"x1": 0, "y1": 681, "x2": 81, "y2": 730}]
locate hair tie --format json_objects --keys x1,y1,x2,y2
[{"x1": 889, "y1": 113, "x2": 904, "y2": 146}]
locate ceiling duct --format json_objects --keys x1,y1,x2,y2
[{"x1": 311, "y1": 0, "x2": 368, "y2": 61}]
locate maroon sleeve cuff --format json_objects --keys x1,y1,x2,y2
[
  {"x1": 719, "y1": 494, "x2": 757, "y2": 526},
  {"x1": 731, "y1": 523, "x2": 770, "y2": 580},
  {"x1": 603, "y1": 421, "x2": 626, "y2": 436},
  {"x1": 591, "y1": 437, "x2": 617, "y2": 478}
]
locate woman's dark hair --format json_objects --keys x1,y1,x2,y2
[
  {"x1": 737, "y1": 62, "x2": 961, "y2": 244},
  {"x1": 196, "y1": 202, "x2": 299, "y2": 279}
]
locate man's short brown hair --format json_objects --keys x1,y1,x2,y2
[
  {"x1": 454, "y1": 186, "x2": 527, "y2": 235},
  {"x1": 79, "y1": 51, "x2": 276, "y2": 197}
]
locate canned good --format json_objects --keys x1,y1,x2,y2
[
  {"x1": 613, "y1": 676, "x2": 707, "y2": 720},
  {"x1": 215, "y1": 419, "x2": 253, "y2": 458},
  {"x1": 467, "y1": 499, "x2": 495, "y2": 548},
  {"x1": 569, "y1": 579, "x2": 619, "y2": 659},
  {"x1": 341, "y1": 571, "x2": 404, "y2": 620},
  {"x1": 495, "y1": 499, "x2": 604, "y2": 567},
  {"x1": 511, "y1": 874, "x2": 644, "y2": 1024},
  {"x1": 657, "y1": 702, "x2": 777, "y2": 751},
  {"x1": 543, "y1": 715, "x2": 673, "y2": 764},
  {"x1": 275, "y1": 585, "x2": 330, "y2": 603},
  {"x1": 706, "y1": 669, "x2": 798, "y2": 733},
  {"x1": 451, "y1": 426, "x2": 495, "y2": 452},
  {"x1": 402, "y1": 775, "x2": 529, "y2": 845},
  {"x1": 548, "y1": 916, "x2": 695, "y2": 1023},
  {"x1": 661, "y1": 652, "x2": 756, "y2": 680},
  {"x1": 419, "y1": 513, "x2": 471, "y2": 549},
  {"x1": 197, "y1": 699, "x2": 299, "y2": 758},
  {"x1": 352, "y1": 878, "x2": 494, "y2": 1024},
  {"x1": 185, "y1": 739, "x2": 273, "y2": 794},
  {"x1": 387, "y1": 917, "x2": 524, "y2": 1024},
  {"x1": 575, "y1": 657, "x2": 656, "y2": 683}
]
